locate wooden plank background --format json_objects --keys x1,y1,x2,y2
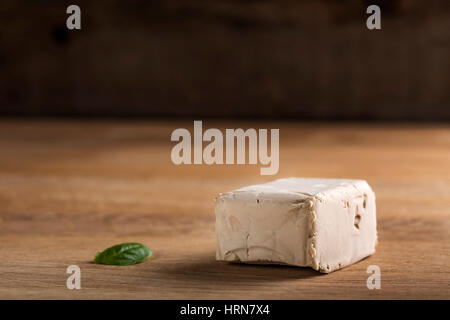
[
  {"x1": 0, "y1": 120, "x2": 448, "y2": 299},
  {"x1": 1, "y1": 0, "x2": 450, "y2": 120}
]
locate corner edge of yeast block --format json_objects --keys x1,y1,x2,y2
[
  {"x1": 308, "y1": 180, "x2": 378, "y2": 273},
  {"x1": 305, "y1": 196, "x2": 321, "y2": 272},
  {"x1": 214, "y1": 192, "x2": 244, "y2": 262},
  {"x1": 214, "y1": 193, "x2": 227, "y2": 261}
]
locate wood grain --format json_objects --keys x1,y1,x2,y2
[
  {"x1": 2, "y1": 1, "x2": 450, "y2": 120},
  {"x1": 0, "y1": 120, "x2": 449, "y2": 299}
]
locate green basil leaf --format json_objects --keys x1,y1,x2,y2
[{"x1": 94, "y1": 243, "x2": 152, "y2": 266}]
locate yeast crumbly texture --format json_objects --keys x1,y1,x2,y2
[{"x1": 215, "y1": 178, "x2": 377, "y2": 273}]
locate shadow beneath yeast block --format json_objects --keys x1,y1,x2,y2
[{"x1": 158, "y1": 251, "x2": 324, "y2": 284}]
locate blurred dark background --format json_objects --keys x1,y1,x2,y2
[{"x1": 0, "y1": 0, "x2": 449, "y2": 120}]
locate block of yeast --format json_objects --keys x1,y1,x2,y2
[{"x1": 215, "y1": 178, "x2": 377, "y2": 273}]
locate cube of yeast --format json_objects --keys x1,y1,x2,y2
[{"x1": 215, "y1": 178, "x2": 377, "y2": 273}]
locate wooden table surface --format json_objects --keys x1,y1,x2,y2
[{"x1": 0, "y1": 120, "x2": 449, "y2": 299}]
